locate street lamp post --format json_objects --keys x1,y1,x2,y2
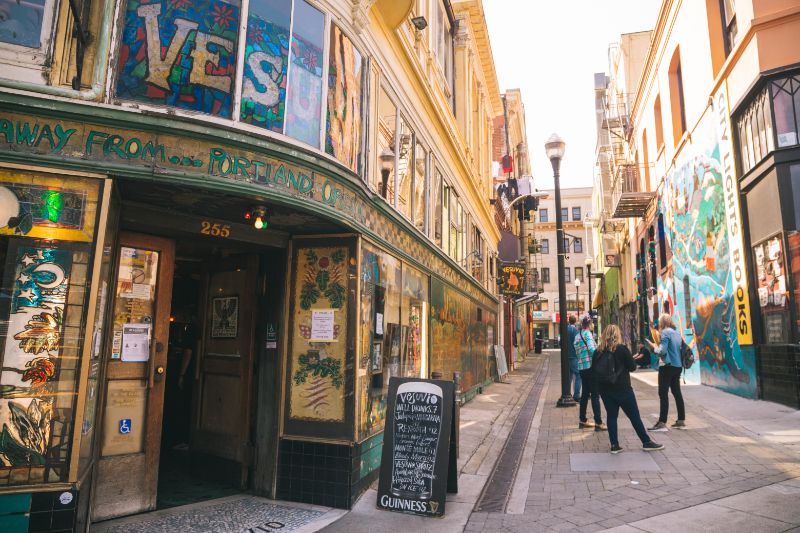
[
  {"x1": 585, "y1": 257, "x2": 593, "y2": 314},
  {"x1": 574, "y1": 277, "x2": 581, "y2": 314},
  {"x1": 546, "y1": 133, "x2": 575, "y2": 407}
]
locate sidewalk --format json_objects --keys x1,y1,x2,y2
[
  {"x1": 466, "y1": 350, "x2": 800, "y2": 533},
  {"x1": 318, "y1": 353, "x2": 547, "y2": 533}
]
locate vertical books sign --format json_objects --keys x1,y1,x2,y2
[{"x1": 377, "y1": 378, "x2": 455, "y2": 517}]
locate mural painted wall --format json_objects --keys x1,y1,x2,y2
[
  {"x1": 430, "y1": 278, "x2": 493, "y2": 393},
  {"x1": 658, "y1": 105, "x2": 757, "y2": 398}
]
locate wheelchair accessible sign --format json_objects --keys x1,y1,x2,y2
[{"x1": 119, "y1": 419, "x2": 132, "y2": 434}]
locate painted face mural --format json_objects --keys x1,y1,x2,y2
[{"x1": 659, "y1": 112, "x2": 757, "y2": 398}]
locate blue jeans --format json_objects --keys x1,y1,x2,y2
[
  {"x1": 569, "y1": 358, "x2": 581, "y2": 400},
  {"x1": 600, "y1": 389, "x2": 652, "y2": 447}
]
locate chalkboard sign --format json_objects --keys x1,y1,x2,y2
[{"x1": 377, "y1": 378, "x2": 455, "y2": 518}]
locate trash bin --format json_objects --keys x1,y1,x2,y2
[{"x1": 534, "y1": 338, "x2": 543, "y2": 354}]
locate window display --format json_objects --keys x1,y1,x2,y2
[{"x1": 0, "y1": 170, "x2": 101, "y2": 486}]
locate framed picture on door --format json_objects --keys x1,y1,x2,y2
[{"x1": 211, "y1": 296, "x2": 239, "y2": 338}]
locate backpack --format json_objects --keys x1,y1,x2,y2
[
  {"x1": 592, "y1": 349, "x2": 620, "y2": 386},
  {"x1": 680, "y1": 340, "x2": 695, "y2": 370}
]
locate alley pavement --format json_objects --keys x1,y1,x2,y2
[{"x1": 465, "y1": 350, "x2": 800, "y2": 533}]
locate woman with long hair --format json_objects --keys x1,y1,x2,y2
[
  {"x1": 646, "y1": 313, "x2": 686, "y2": 431},
  {"x1": 595, "y1": 325, "x2": 664, "y2": 454}
]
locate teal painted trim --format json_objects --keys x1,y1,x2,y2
[
  {"x1": 0, "y1": 513, "x2": 28, "y2": 532},
  {"x1": 0, "y1": 493, "x2": 30, "y2": 515},
  {"x1": 0, "y1": 0, "x2": 115, "y2": 101},
  {"x1": 462, "y1": 378, "x2": 494, "y2": 403},
  {"x1": 357, "y1": 432, "x2": 384, "y2": 480},
  {"x1": 0, "y1": 98, "x2": 499, "y2": 307}
]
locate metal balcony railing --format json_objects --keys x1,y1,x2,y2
[{"x1": 611, "y1": 163, "x2": 655, "y2": 218}]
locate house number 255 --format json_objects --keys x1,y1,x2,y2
[{"x1": 200, "y1": 221, "x2": 231, "y2": 238}]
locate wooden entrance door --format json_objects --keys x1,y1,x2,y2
[
  {"x1": 91, "y1": 233, "x2": 175, "y2": 521},
  {"x1": 190, "y1": 255, "x2": 259, "y2": 488}
]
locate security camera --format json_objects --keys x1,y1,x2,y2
[{"x1": 411, "y1": 16, "x2": 428, "y2": 31}]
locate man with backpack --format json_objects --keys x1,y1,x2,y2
[
  {"x1": 646, "y1": 314, "x2": 687, "y2": 431},
  {"x1": 574, "y1": 316, "x2": 604, "y2": 431}
]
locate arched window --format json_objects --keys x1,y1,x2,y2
[{"x1": 669, "y1": 47, "x2": 687, "y2": 145}]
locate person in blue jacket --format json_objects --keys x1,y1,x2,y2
[{"x1": 646, "y1": 314, "x2": 686, "y2": 431}]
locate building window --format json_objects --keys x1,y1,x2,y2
[
  {"x1": 572, "y1": 207, "x2": 581, "y2": 221},
  {"x1": 541, "y1": 267, "x2": 550, "y2": 284},
  {"x1": 396, "y1": 116, "x2": 414, "y2": 217},
  {"x1": 539, "y1": 208, "x2": 548, "y2": 222},
  {"x1": 772, "y1": 75, "x2": 800, "y2": 149},
  {"x1": 574, "y1": 238, "x2": 583, "y2": 254},
  {"x1": 720, "y1": 0, "x2": 738, "y2": 56},
  {"x1": 541, "y1": 239, "x2": 549, "y2": 254},
  {"x1": 560, "y1": 207, "x2": 568, "y2": 221},
  {"x1": 563, "y1": 238, "x2": 570, "y2": 252},
  {"x1": 642, "y1": 129, "x2": 651, "y2": 190},
  {"x1": 533, "y1": 299, "x2": 548, "y2": 311},
  {"x1": 654, "y1": 95, "x2": 664, "y2": 149},
  {"x1": 432, "y1": 166, "x2": 443, "y2": 246},
  {"x1": 413, "y1": 138, "x2": 428, "y2": 233},
  {"x1": 575, "y1": 267, "x2": 584, "y2": 282},
  {"x1": 564, "y1": 268, "x2": 571, "y2": 283},
  {"x1": 0, "y1": 0, "x2": 58, "y2": 71},
  {"x1": 669, "y1": 48, "x2": 687, "y2": 145},
  {"x1": 433, "y1": 1, "x2": 453, "y2": 94},
  {"x1": 375, "y1": 85, "x2": 397, "y2": 199}
]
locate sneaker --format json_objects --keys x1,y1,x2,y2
[
  {"x1": 579, "y1": 421, "x2": 595, "y2": 429},
  {"x1": 671, "y1": 420, "x2": 686, "y2": 429},
  {"x1": 643, "y1": 441, "x2": 665, "y2": 451},
  {"x1": 610, "y1": 445, "x2": 623, "y2": 454},
  {"x1": 594, "y1": 423, "x2": 607, "y2": 432},
  {"x1": 649, "y1": 421, "x2": 668, "y2": 432}
]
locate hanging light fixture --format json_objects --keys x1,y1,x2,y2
[{"x1": 245, "y1": 206, "x2": 268, "y2": 229}]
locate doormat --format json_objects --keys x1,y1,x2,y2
[{"x1": 100, "y1": 497, "x2": 325, "y2": 533}]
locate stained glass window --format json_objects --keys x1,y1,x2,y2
[
  {"x1": 284, "y1": 0, "x2": 325, "y2": 148},
  {"x1": 325, "y1": 25, "x2": 365, "y2": 174},
  {"x1": 116, "y1": 0, "x2": 241, "y2": 118},
  {"x1": 240, "y1": 0, "x2": 292, "y2": 132}
]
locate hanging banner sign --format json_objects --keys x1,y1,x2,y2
[
  {"x1": 715, "y1": 84, "x2": 754, "y2": 345},
  {"x1": 498, "y1": 263, "x2": 525, "y2": 297}
]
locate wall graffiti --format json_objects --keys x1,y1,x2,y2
[
  {"x1": 116, "y1": 0, "x2": 240, "y2": 117},
  {"x1": 659, "y1": 109, "x2": 757, "y2": 398}
]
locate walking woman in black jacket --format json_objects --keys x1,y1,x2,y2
[{"x1": 594, "y1": 325, "x2": 664, "y2": 454}]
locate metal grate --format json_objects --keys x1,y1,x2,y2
[{"x1": 473, "y1": 356, "x2": 549, "y2": 513}]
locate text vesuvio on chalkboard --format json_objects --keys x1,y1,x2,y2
[{"x1": 377, "y1": 378, "x2": 455, "y2": 518}]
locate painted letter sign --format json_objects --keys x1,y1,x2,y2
[
  {"x1": 498, "y1": 263, "x2": 525, "y2": 297},
  {"x1": 377, "y1": 378, "x2": 455, "y2": 518},
  {"x1": 715, "y1": 84, "x2": 753, "y2": 345}
]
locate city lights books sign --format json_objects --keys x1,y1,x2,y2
[{"x1": 377, "y1": 378, "x2": 456, "y2": 517}]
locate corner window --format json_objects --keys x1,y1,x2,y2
[
  {"x1": 772, "y1": 76, "x2": 800, "y2": 149},
  {"x1": 0, "y1": 0, "x2": 58, "y2": 68}
]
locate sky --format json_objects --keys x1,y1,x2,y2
[{"x1": 484, "y1": 0, "x2": 662, "y2": 190}]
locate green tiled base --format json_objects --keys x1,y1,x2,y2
[
  {"x1": 0, "y1": 512, "x2": 29, "y2": 532},
  {"x1": 0, "y1": 493, "x2": 31, "y2": 515}
]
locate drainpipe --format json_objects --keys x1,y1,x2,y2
[{"x1": 0, "y1": 0, "x2": 115, "y2": 101}]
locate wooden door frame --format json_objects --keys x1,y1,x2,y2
[{"x1": 90, "y1": 232, "x2": 175, "y2": 520}]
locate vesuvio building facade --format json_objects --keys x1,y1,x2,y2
[
  {"x1": 593, "y1": 0, "x2": 800, "y2": 408},
  {"x1": 0, "y1": 0, "x2": 506, "y2": 529}
]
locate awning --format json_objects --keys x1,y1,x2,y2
[
  {"x1": 592, "y1": 282, "x2": 605, "y2": 308},
  {"x1": 515, "y1": 292, "x2": 539, "y2": 306}
]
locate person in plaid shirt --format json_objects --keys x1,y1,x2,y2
[{"x1": 574, "y1": 316, "x2": 605, "y2": 430}]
